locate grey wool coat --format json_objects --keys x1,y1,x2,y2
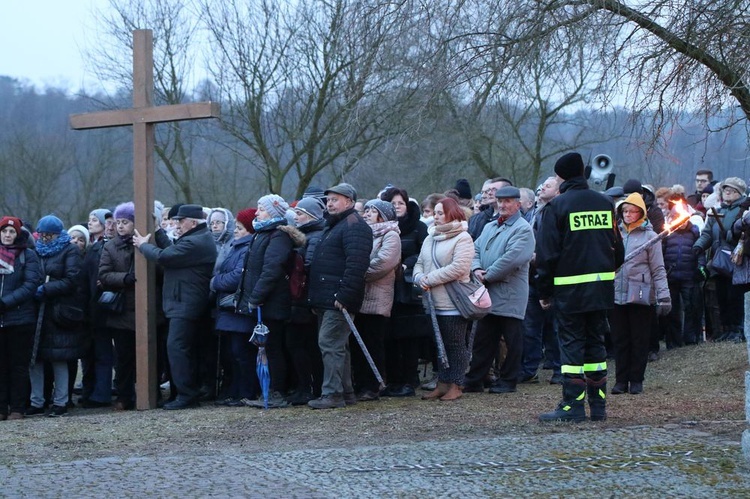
[{"x1": 472, "y1": 211, "x2": 535, "y2": 319}]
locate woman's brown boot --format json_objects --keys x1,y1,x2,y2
[
  {"x1": 422, "y1": 382, "x2": 450, "y2": 400},
  {"x1": 439, "y1": 384, "x2": 463, "y2": 401}
]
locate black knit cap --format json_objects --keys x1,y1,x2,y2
[
  {"x1": 622, "y1": 179, "x2": 643, "y2": 195},
  {"x1": 554, "y1": 152, "x2": 585, "y2": 180},
  {"x1": 454, "y1": 178, "x2": 472, "y2": 200},
  {"x1": 167, "y1": 203, "x2": 184, "y2": 219}
]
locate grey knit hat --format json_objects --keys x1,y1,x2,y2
[
  {"x1": 294, "y1": 197, "x2": 325, "y2": 220},
  {"x1": 365, "y1": 199, "x2": 396, "y2": 222},
  {"x1": 257, "y1": 194, "x2": 290, "y2": 219}
]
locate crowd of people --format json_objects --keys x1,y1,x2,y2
[{"x1": 0, "y1": 154, "x2": 747, "y2": 423}]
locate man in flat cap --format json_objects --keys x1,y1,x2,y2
[
  {"x1": 464, "y1": 186, "x2": 535, "y2": 395},
  {"x1": 535, "y1": 152, "x2": 624, "y2": 423},
  {"x1": 307, "y1": 183, "x2": 373, "y2": 409},
  {"x1": 134, "y1": 204, "x2": 217, "y2": 410}
]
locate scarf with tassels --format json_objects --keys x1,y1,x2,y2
[{"x1": 430, "y1": 220, "x2": 468, "y2": 241}]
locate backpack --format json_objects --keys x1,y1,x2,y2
[{"x1": 287, "y1": 250, "x2": 308, "y2": 302}]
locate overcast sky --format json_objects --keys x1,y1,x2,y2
[{"x1": 1, "y1": 0, "x2": 109, "y2": 91}]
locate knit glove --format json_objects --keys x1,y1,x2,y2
[
  {"x1": 123, "y1": 273, "x2": 136, "y2": 286},
  {"x1": 656, "y1": 301, "x2": 672, "y2": 317}
]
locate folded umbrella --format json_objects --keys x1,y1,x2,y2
[{"x1": 250, "y1": 307, "x2": 271, "y2": 409}]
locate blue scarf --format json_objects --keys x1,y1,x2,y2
[
  {"x1": 252, "y1": 216, "x2": 285, "y2": 232},
  {"x1": 36, "y1": 232, "x2": 72, "y2": 257}
]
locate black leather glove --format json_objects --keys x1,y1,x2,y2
[
  {"x1": 692, "y1": 246, "x2": 704, "y2": 257},
  {"x1": 123, "y1": 273, "x2": 136, "y2": 285}
]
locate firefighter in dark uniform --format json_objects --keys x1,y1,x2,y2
[{"x1": 535, "y1": 152, "x2": 624, "y2": 422}]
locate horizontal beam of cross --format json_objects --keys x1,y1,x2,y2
[{"x1": 70, "y1": 101, "x2": 220, "y2": 130}]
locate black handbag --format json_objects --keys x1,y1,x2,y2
[
  {"x1": 708, "y1": 247, "x2": 734, "y2": 278},
  {"x1": 393, "y1": 265, "x2": 423, "y2": 305},
  {"x1": 98, "y1": 291, "x2": 124, "y2": 313},
  {"x1": 217, "y1": 294, "x2": 237, "y2": 311},
  {"x1": 53, "y1": 303, "x2": 85, "y2": 329},
  {"x1": 97, "y1": 256, "x2": 133, "y2": 314}
]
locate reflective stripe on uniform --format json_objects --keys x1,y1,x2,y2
[
  {"x1": 561, "y1": 364, "x2": 584, "y2": 375},
  {"x1": 554, "y1": 272, "x2": 615, "y2": 286},
  {"x1": 583, "y1": 362, "x2": 607, "y2": 372}
]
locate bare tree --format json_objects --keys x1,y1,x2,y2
[
  {"x1": 201, "y1": 0, "x2": 421, "y2": 199},
  {"x1": 426, "y1": 0, "x2": 615, "y2": 186},
  {"x1": 505, "y1": 0, "x2": 750, "y2": 133},
  {"x1": 0, "y1": 132, "x2": 76, "y2": 224},
  {"x1": 87, "y1": 0, "x2": 215, "y2": 203}
]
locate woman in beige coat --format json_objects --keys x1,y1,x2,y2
[
  {"x1": 612, "y1": 193, "x2": 671, "y2": 395},
  {"x1": 353, "y1": 200, "x2": 402, "y2": 401},
  {"x1": 413, "y1": 197, "x2": 475, "y2": 401}
]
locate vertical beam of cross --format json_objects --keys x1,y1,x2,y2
[
  {"x1": 70, "y1": 29, "x2": 220, "y2": 409},
  {"x1": 132, "y1": 30, "x2": 158, "y2": 410}
]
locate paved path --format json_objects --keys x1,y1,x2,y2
[{"x1": 1, "y1": 426, "x2": 748, "y2": 497}]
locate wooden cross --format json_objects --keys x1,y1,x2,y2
[{"x1": 69, "y1": 29, "x2": 220, "y2": 410}]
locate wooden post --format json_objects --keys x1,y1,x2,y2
[{"x1": 70, "y1": 30, "x2": 220, "y2": 409}]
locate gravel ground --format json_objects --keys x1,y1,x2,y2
[{"x1": 0, "y1": 341, "x2": 747, "y2": 496}]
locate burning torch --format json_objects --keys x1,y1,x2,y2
[{"x1": 622, "y1": 202, "x2": 692, "y2": 264}]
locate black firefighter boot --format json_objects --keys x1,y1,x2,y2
[
  {"x1": 539, "y1": 377, "x2": 587, "y2": 423},
  {"x1": 586, "y1": 375, "x2": 607, "y2": 422}
]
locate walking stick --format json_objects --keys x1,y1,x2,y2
[
  {"x1": 341, "y1": 308, "x2": 385, "y2": 390},
  {"x1": 214, "y1": 332, "x2": 222, "y2": 399},
  {"x1": 424, "y1": 289, "x2": 449, "y2": 370},
  {"x1": 466, "y1": 320, "x2": 478, "y2": 364},
  {"x1": 30, "y1": 276, "x2": 50, "y2": 368}
]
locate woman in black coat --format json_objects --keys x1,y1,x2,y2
[
  {"x1": 380, "y1": 187, "x2": 429, "y2": 397},
  {"x1": 212, "y1": 208, "x2": 259, "y2": 406},
  {"x1": 0, "y1": 217, "x2": 42, "y2": 420},
  {"x1": 235, "y1": 195, "x2": 294, "y2": 409},
  {"x1": 98, "y1": 202, "x2": 138, "y2": 410},
  {"x1": 27, "y1": 215, "x2": 86, "y2": 418}
]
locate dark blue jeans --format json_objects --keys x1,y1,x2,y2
[
  {"x1": 89, "y1": 328, "x2": 113, "y2": 404},
  {"x1": 520, "y1": 286, "x2": 559, "y2": 378},
  {"x1": 221, "y1": 332, "x2": 258, "y2": 400},
  {"x1": 666, "y1": 280, "x2": 700, "y2": 347}
]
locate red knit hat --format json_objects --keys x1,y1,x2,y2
[
  {"x1": 0, "y1": 216, "x2": 23, "y2": 233},
  {"x1": 236, "y1": 208, "x2": 257, "y2": 233}
]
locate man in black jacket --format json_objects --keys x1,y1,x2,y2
[
  {"x1": 535, "y1": 153, "x2": 624, "y2": 423},
  {"x1": 307, "y1": 183, "x2": 373, "y2": 409},
  {"x1": 134, "y1": 204, "x2": 217, "y2": 410}
]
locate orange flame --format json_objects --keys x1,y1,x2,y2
[{"x1": 665, "y1": 200, "x2": 690, "y2": 231}]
